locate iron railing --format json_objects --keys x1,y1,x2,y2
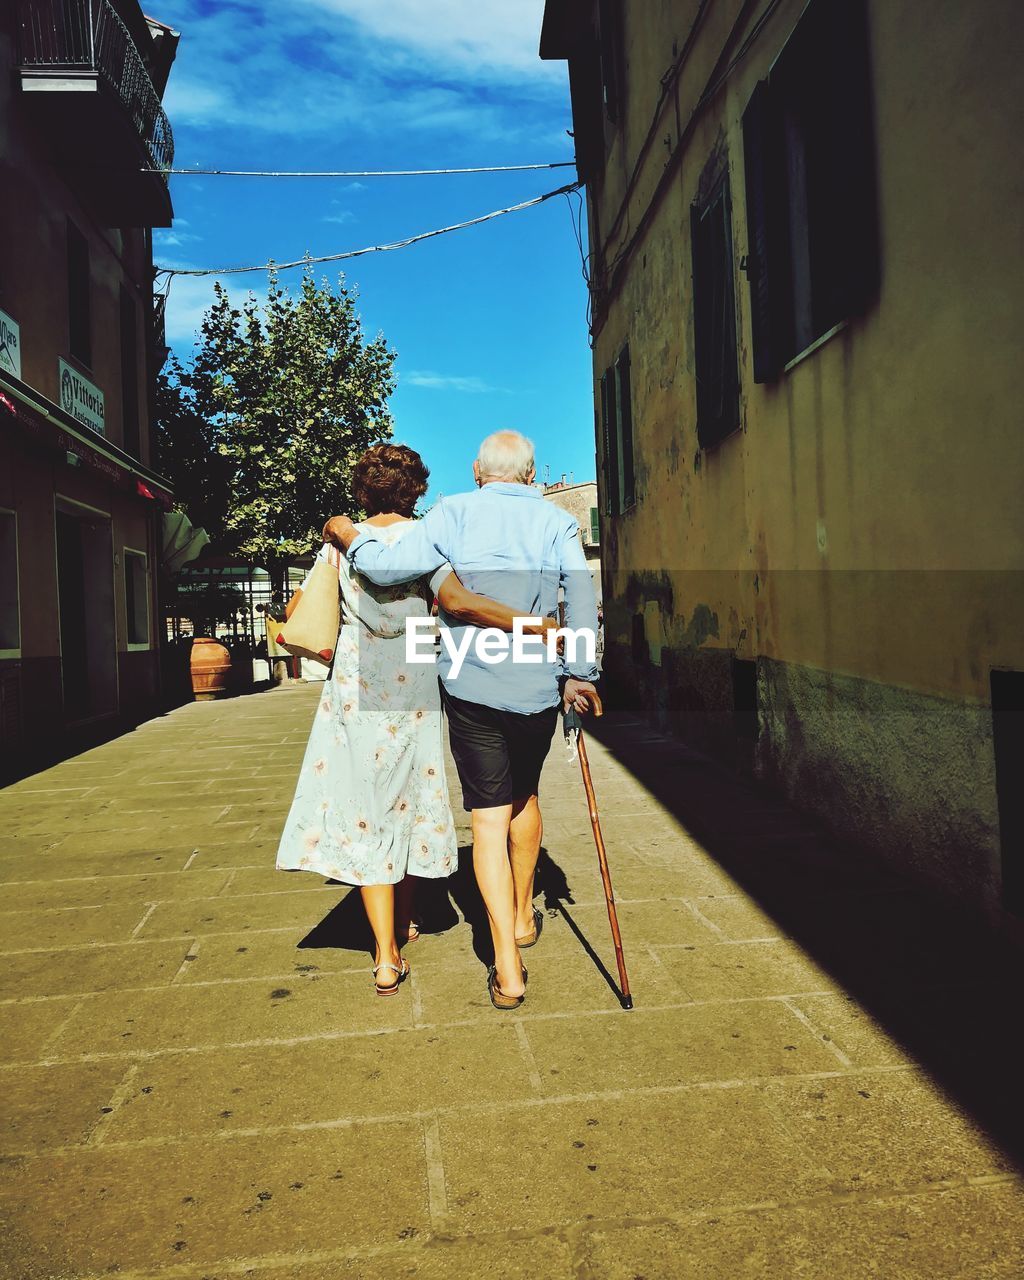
[{"x1": 17, "y1": 0, "x2": 174, "y2": 174}]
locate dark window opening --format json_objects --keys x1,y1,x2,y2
[
  {"x1": 599, "y1": 344, "x2": 635, "y2": 516},
  {"x1": 67, "y1": 221, "x2": 92, "y2": 367},
  {"x1": 631, "y1": 612, "x2": 646, "y2": 664},
  {"x1": 732, "y1": 657, "x2": 759, "y2": 740},
  {"x1": 120, "y1": 287, "x2": 140, "y2": 457},
  {"x1": 992, "y1": 670, "x2": 1024, "y2": 915},
  {"x1": 598, "y1": 0, "x2": 625, "y2": 126},
  {"x1": 741, "y1": 0, "x2": 879, "y2": 381},
  {"x1": 0, "y1": 511, "x2": 19, "y2": 652},
  {"x1": 124, "y1": 550, "x2": 149, "y2": 646},
  {"x1": 616, "y1": 346, "x2": 635, "y2": 509},
  {"x1": 691, "y1": 169, "x2": 741, "y2": 448},
  {"x1": 600, "y1": 367, "x2": 619, "y2": 517}
]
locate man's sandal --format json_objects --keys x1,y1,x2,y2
[
  {"x1": 487, "y1": 965, "x2": 525, "y2": 1011},
  {"x1": 373, "y1": 958, "x2": 410, "y2": 997},
  {"x1": 515, "y1": 907, "x2": 544, "y2": 949}
]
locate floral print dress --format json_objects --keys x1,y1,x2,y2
[{"x1": 276, "y1": 522, "x2": 457, "y2": 886}]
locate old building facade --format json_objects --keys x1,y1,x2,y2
[
  {"x1": 541, "y1": 477, "x2": 602, "y2": 606},
  {"x1": 541, "y1": 0, "x2": 1024, "y2": 920},
  {"x1": 0, "y1": 0, "x2": 179, "y2": 769}
]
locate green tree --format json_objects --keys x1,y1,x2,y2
[{"x1": 156, "y1": 267, "x2": 396, "y2": 585}]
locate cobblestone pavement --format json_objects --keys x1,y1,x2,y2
[{"x1": 1, "y1": 683, "x2": 1023, "y2": 1280}]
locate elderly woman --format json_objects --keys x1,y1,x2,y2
[{"x1": 276, "y1": 444, "x2": 552, "y2": 996}]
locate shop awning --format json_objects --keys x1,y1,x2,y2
[{"x1": 162, "y1": 509, "x2": 210, "y2": 574}]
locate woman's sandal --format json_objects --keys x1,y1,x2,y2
[
  {"x1": 398, "y1": 922, "x2": 420, "y2": 944},
  {"x1": 373, "y1": 958, "x2": 410, "y2": 997},
  {"x1": 487, "y1": 965, "x2": 526, "y2": 1011},
  {"x1": 515, "y1": 907, "x2": 544, "y2": 949}
]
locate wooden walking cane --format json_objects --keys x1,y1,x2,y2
[{"x1": 564, "y1": 705, "x2": 633, "y2": 1009}]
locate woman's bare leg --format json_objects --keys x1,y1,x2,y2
[
  {"x1": 361, "y1": 884, "x2": 402, "y2": 982},
  {"x1": 394, "y1": 875, "x2": 416, "y2": 940}
]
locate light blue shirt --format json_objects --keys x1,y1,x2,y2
[{"x1": 347, "y1": 482, "x2": 600, "y2": 713}]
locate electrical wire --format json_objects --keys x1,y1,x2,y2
[
  {"x1": 595, "y1": 0, "x2": 785, "y2": 322},
  {"x1": 156, "y1": 181, "x2": 581, "y2": 278},
  {"x1": 563, "y1": 186, "x2": 594, "y2": 345},
  {"x1": 599, "y1": 0, "x2": 716, "y2": 254},
  {"x1": 144, "y1": 161, "x2": 577, "y2": 178}
]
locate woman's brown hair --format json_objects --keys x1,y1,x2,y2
[{"x1": 351, "y1": 443, "x2": 429, "y2": 518}]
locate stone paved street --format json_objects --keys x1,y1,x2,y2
[{"x1": 1, "y1": 683, "x2": 1023, "y2": 1279}]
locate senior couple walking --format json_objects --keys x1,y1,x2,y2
[{"x1": 276, "y1": 431, "x2": 601, "y2": 1008}]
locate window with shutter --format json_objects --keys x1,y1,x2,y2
[
  {"x1": 742, "y1": 80, "x2": 792, "y2": 382},
  {"x1": 67, "y1": 221, "x2": 91, "y2": 368},
  {"x1": 120, "y1": 287, "x2": 140, "y2": 458},
  {"x1": 600, "y1": 367, "x2": 619, "y2": 516},
  {"x1": 615, "y1": 345, "x2": 635, "y2": 509},
  {"x1": 692, "y1": 171, "x2": 741, "y2": 447},
  {"x1": 0, "y1": 510, "x2": 19, "y2": 654},
  {"x1": 567, "y1": 31, "x2": 606, "y2": 184},
  {"x1": 741, "y1": 0, "x2": 879, "y2": 378},
  {"x1": 124, "y1": 550, "x2": 149, "y2": 647},
  {"x1": 598, "y1": 0, "x2": 625, "y2": 126},
  {"x1": 600, "y1": 346, "x2": 635, "y2": 515},
  {"x1": 589, "y1": 507, "x2": 600, "y2": 545}
]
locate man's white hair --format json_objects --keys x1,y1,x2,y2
[{"x1": 476, "y1": 430, "x2": 536, "y2": 483}]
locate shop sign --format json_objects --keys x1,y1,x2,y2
[
  {"x1": 0, "y1": 308, "x2": 20, "y2": 378},
  {"x1": 58, "y1": 358, "x2": 105, "y2": 435}
]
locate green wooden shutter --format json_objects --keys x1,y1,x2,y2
[
  {"x1": 600, "y1": 367, "x2": 619, "y2": 515},
  {"x1": 812, "y1": 0, "x2": 880, "y2": 325},
  {"x1": 692, "y1": 175, "x2": 740, "y2": 448},
  {"x1": 615, "y1": 345, "x2": 634, "y2": 509},
  {"x1": 741, "y1": 80, "x2": 791, "y2": 382}
]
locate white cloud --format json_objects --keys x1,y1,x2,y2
[
  {"x1": 154, "y1": 227, "x2": 201, "y2": 247},
  {"x1": 322, "y1": 202, "x2": 356, "y2": 225},
  {"x1": 152, "y1": 0, "x2": 569, "y2": 141},
  {"x1": 162, "y1": 76, "x2": 228, "y2": 126},
  {"x1": 163, "y1": 274, "x2": 222, "y2": 345},
  {"x1": 302, "y1": 0, "x2": 557, "y2": 80},
  {"x1": 403, "y1": 371, "x2": 501, "y2": 393}
]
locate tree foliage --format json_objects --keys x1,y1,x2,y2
[{"x1": 156, "y1": 269, "x2": 396, "y2": 568}]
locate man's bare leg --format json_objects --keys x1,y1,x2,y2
[
  {"x1": 471, "y1": 802, "x2": 525, "y2": 998},
  {"x1": 509, "y1": 793, "x2": 543, "y2": 938}
]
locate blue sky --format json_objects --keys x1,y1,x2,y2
[{"x1": 153, "y1": 0, "x2": 596, "y2": 501}]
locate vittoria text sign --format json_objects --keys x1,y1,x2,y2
[
  {"x1": 59, "y1": 359, "x2": 105, "y2": 435},
  {"x1": 0, "y1": 308, "x2": 20, "y2": 378}
]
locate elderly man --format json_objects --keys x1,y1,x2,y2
[{"x1": 324, "y1": 430, "x2": 600, "y2": 1009}]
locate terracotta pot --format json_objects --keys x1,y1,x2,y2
[{"x1": 190, "y1": 637, "x2": 232, "y2": 701}]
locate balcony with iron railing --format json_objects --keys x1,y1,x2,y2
[{"x1": 16, "y1": 0, "x2": 175, "y2": 226}]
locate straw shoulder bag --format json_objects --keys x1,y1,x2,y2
[{"x1": 275, "y1": 545, "x2": 340, "y2": 663}]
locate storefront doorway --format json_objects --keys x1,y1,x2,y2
[{"x1": 55, "y1": 499, "x2": 117, "y2": 723}]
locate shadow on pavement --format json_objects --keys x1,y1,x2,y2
[
  {"x1": 297, "y1": 889, "x2": 374, "y2": 955},
  {"x1": 295, "y1": 847, "x2": 618, "y2": 999},
  {"x1": 586, "y1": 712, "x2": 1024, "y2": 1167},
  {"x1": 296, "y1": 871, "x2": 465, "y2": 957}
]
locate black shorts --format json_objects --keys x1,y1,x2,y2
[{"x1": 439, "y1": 682, "x2": 560, "y2": 811}]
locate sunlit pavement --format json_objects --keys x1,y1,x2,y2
[{"x1": 1, "y1": 682, "x2": 1022, "y2": 1279}]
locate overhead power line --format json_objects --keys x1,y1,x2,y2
[
  {"x1": 145, "y1": 161, "x2": 577, "y2": 178},
  {"x1": 156, "y1": 181, "x2": 580, "y2": 279}
]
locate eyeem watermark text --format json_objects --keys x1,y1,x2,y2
[{"x1": 406, "y1": 617, "x2": 596, "y2": 679}]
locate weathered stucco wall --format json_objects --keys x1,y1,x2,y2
[
  {"x1": 758, "y1": 660, "x2": 1002, "y2": 907},
  {"x1": 575, "y1": 0, "x2": 1024, "y2": 914}
]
